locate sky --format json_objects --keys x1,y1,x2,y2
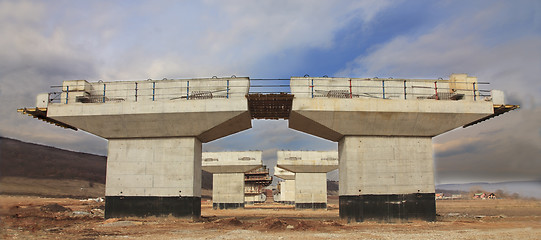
[{"x1": 0, "y1": 0, "x2": 540, "y2": 184}]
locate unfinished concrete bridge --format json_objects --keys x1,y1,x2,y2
[{"x1": 19, "y1": 74, "x2": 518, "y2": 222}]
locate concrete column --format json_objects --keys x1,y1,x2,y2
[
  {"x1": 295, "y1": 173, "x2": 327, "y2": 209},
  {"x1": 277, "y1": 151, "x2": 337, "y2": 209},
  {"x1": 202, "y1": 151, "x2": 262, "y2": 209},
  {"x1": 244, "y1": 194, "x2": 261, "y2": 204},
  {"x1": 338, "y1": 136, "x2": 435, "y2": 222},
  {"x1": 281, "y1": 179, "x2": 296, "y2": 204},
  {"x1": 104, "y1": 137, "x2": 202, "y2": 219},
  {"x1": 212, "y1": 173, "x2": 245, "y2": 209}
]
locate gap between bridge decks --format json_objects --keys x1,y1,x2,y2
[{"x1": 246, "y1": 93, "x2": 294, "y2": 120}]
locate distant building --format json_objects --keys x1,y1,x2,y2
[
  {"x1": 451, "y1": 194, "x2": 463, "y2": 199},
  {"x1": 473, "y1": 192, "x2": 496, "y2": 200},
  {"x1": 437, "y1": 193, "x2": 463, "y2": 200}
]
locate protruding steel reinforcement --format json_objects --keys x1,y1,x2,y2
[{"x1": 246, "y1": 93, "x2": 294, "y2": 119}]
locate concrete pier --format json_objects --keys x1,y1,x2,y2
[
  {"x1": 202, "y1": 151, "x2": 262, "y2": 209},
  {"x1": 338, "y1": 136, "x2": 435, "y2": 221},
  {"x1": 274, "y1": 166, "x2": 295, "y2": 204},
  {"x1": 105, "y1": 137, "x2": 202, "y2": 218},
  {"x1": 288, "y1": 74, "x2": 504, "y2": 221},
  {"x1": 277, "y1": 151, "x2": 338, "y2": 209},
  {"x1": 27, "y1": 77, "x2": 252, "y2": 219}
]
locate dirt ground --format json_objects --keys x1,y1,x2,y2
[{"x1": 1, "y1": 195, "x2": 540, "y2": 239}]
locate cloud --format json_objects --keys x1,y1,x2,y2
[
  {"x1": 0, "y1": 1, "x2": 388, "y2": 155},
  {"x1": 95, "y1": 0, "x2": 393, "y2": 79},
  {"x1": 0, "y1": 1, "x2": 105, "y2": 154},
  {"x1": 338, "y1": 1, "x2": 541, "y2": 183},
  {"x1": 434, "y1": 107, "x2": 541, "y2": 183},
  {"x1": 338, "y1": 1, "x2": 541, "y2": 108},
  {"x1": 433, "y1": 137, "x2": 481, "y2": 158},
  {"x1": 2, "y1": 1, "x2": 538, "y2": 185}
]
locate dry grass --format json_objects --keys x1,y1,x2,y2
[{"x1": 0, "y1": 177, "x2": 105, "y2": 198}]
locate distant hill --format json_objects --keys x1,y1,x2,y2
[
  {"x1": 437, "y1": 181, "x2": 541, "y2": 199},
  {"x1": 0, "y1": 137, "x2": 107, "y2": 183},
  {"x1": 0, "y1": 137, "x2": 212, "y2": 193}
]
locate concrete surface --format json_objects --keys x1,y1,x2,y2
[
  {"x1": 277, "y1": 151, "x2": 338, "y2": 208},
  {"x1": 274, "y1": 167, "x2": 295, "y2": 203},
  {"x1": 202, "y1": 151, "x2": 263, "y2": 208},
  {"x1": 338, "y1": 136, "x2": 434, "y2": 195},
  {"x1": 289, "y1": 98, "x2": 493, "y2": 142},
  {"x1": 279, "y1": 180, "x2": 296, "y2": 203},
  {"x1": 48, "y1": 77, "x2": 251, "y2": 142},
  {"x1": 277, "y1": 151, "x2": 338, "y2": 173},
  {"x1": 288, "y1": 74, "x2": 494, "y2": 141},
  {"x1": 274, "y1": 166, "x2": 295, "y2": 180},
  {"x1": 202, "y1": 151, "x2": 262, "y2": 173},
  {"x1": 106, "y1": 137, "x2": 202, "y2": 197},
  {"x1": 46, "y1": 77, "x2": 252, "y2": 217},
  {"x1": 295, "y1": 172, "x2": 327, "y2": 206},
  {"x1": 212, "y1": 173, "x2": 245, "y2": 207}
]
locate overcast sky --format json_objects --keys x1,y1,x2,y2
[{"x1": 1, "y1": 0, "x2": 540, "y2": 184}]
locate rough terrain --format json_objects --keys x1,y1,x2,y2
[{"x1": 1, "y1": 196, "x2": 540, "y2": 239}]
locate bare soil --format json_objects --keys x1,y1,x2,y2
[{"x1": 1, "y1": 196, "x2": 540, "y2": 239}]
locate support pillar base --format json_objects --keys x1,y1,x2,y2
[
  {"x1": 295, "y1": 202, "x2": 327, "y2": 209},
  {"x1": 105, "y1": 196, "x2": 201, "y2": 219},
  {"x1": 213, "y1": 203, "x2": 244, "y2": 209},
  {"x1": 339, "y1": 194, "x2": 435, "y2": 222}
]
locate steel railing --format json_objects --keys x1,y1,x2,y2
[{"x1": 47, "y1": 77, "x2": 491, "y2": 104}]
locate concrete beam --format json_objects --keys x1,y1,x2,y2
[
  {"x1": 47, "y1": 99, "x2": 251, "y2": 142},
  {"x1": 202, "y1": 151, "x2": 262, "y2": 173},
  {"x1": 274, "y1": 166, "x2": 295, "y2": 180},
  {"x1": 289, "y1": 98, "x2": 493, "y2": 141},
  {"x1": 277, "y1": 151, "x2": 338, "y2": 173}
]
